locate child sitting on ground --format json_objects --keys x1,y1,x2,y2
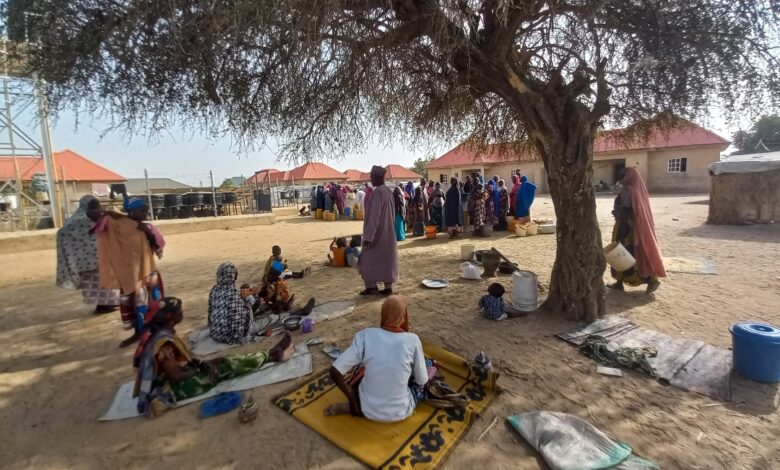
[
  {"x1": 479, "y1": 283, "x2": 507, "y2": 321},
  {"x1": 263, "y1": 262, "x2": 300, "y2": 313},
  {"x1": 345, "y1": 236, "x2": 361, "y2": 267},
  {"x1": 262, "y1": 245, "x2": 310, "y2": 284},
  {"x1": 327, "y1": 237, "x2": 348, "y2": 267}
]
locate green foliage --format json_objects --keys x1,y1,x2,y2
[
  {"x1": 220, "y1": 178, "x2": 235, "y2": 189},
  {"x1": 409, "y1": 156, "x2": 434, "y2": 179},
  {"x1": 731, "y1": 115, "x2": 780, "y2": 155}
]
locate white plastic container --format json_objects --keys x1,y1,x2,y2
[
  {"x1": 526, "y1": 222, "x2": 538, "y2": 236},
  {"x1": 512, "y1": 270, "x2": 539, "y2": 312},
  {"x1": 603, "y1": 241, "x2": 636, "y2": 272},
  {"x1": 460, "y1": 244, "x2": 475, "y2": 261},
  {"x1": 515, "y1": 224, "x2": 527, "y2": 237}
]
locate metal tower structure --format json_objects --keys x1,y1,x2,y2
[{"x1": 0, "y1": 39, "x2": 63, "y2": 229}]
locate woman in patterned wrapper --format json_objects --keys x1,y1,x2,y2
[
  {"x1": 56, "y1": 195, "x2": 121, "y2": 314},
  {"x1": 208, "y1": 262, "x2": 314, "y2": 345}
]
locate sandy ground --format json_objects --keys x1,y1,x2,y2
[{"x1": 1, "y1": 195, "x2": 779, "y2": 469}]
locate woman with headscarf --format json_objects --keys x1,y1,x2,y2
[
  {"x1": 496, "y1": 180, "x2": 509, "y2": 231},
  {"x1": 208, "y1": 263, "x2": 256, "y2": 344},
  {"x1": 316, "y1": 186, "x2": 325, "y2": 212},
  {"x1": 410, "y1": 187, "x2": 426, "y2": 236},
  {"x1": 428, "y1": 182, "x2": 445, "y2": 230},
  {"x1": 133, "y1": 297, "x2": 294, "y2": 417},
  {"x1": 444, "y1": 177, "x2": 463, "y2": 238},
  {"x1": 515, "y1": 176, "x2": 537, "y2": 222},
  {"x1": 404, "y1": 181, "x2": 414, "y2": 200},
  {"x1": 484, "y1": 184, "x2": 498, "y2": 227},
  {"x1": 609, "y1": 168, "x2": 665, "y2": 293},
  {"x1": 56, "y1": 195, "x2": 120, "y2": 314},
  {"x1": 461, "y1": 175, "x2": 472, "y2": 227},
  {"x1": 92, "y1": 195, "x2": 164, "y2": 347},
  {"x1": 509, "y1": 175, "x2": 521, "y2": 216},
  {"x1": 324, "y1": 187, "x2": 334, "y2": 212},
  {"x1": 392, "y1": 187, "x2": 407, "y2": 241},
  {"x1": 325, "y1": 295, "x2": 428, "y2": 422}
]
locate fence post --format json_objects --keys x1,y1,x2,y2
[
  {"x1": 144, "y1": 168, "x2": 155, "y2": 221},
  {"x1": 209, "y1": 170, "x2": 218, "y2": 217}
]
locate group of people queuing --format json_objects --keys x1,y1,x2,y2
[
  {"x1": 309, "y1": 182, "x2": 369, "y2": 217},
  {"x1": 387, "y1": 172, "x2": 537, "y2": 240}
]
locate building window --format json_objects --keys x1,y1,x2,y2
[
  {"x1": 439, "y1": 174, "x2": 448, "y2": 183},
  {"x1": 667, "y1": 157, "x2": 687, "y2": 173},
  {"x1": 511, "y1": 169, "x2": 523, "y2": 176}
]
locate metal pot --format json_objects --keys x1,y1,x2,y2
[{"x1": 283, "y1": 316, "x2": 302, "y2": 331}]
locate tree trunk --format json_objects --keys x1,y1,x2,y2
[{"x1": 537, "y1": 121, "x2": 606, "y2": 322}]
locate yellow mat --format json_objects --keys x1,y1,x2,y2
[{"x1": 273, "y1": 342, "x2": 499, "y2": 470}]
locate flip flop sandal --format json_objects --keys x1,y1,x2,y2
[
  {"x1": 200, "y1": 392, "x2": 242, "y2": 419},
  {"x1": 238, "y1": 396, "x2": 259, "y2": 423}
]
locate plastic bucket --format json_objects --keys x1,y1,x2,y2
[
  {"x1": 603, "y1": 241, "x2": 636, "y2": 272},
  {"x1": 526, "y1": 222, "x2": 538, "y2": 236},
  {"x1": 511, "y1": 270, "x2": 538, "y2": 311},
  {"x1": 515, "y1": 224, "x2": 527, "y2": 237},
  {"x1": 425, "y1": 225, "x2": 437, "y2": 239},
  {"x1": 730, "y1": 322, "x2": 780, "y2": 382},
  {"x1": 316, "y1": 208, "x2": 323, "y2": 219},
  {"x1": 460, "y1": 244, "x2": 475, "y2": 261}
]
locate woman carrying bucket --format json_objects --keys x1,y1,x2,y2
[{"x1": 608, "y1": 168, "x2": 665, "y2": 293}]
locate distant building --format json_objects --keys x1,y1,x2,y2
[
  {"x1": 0, "y1": 149, "x2": 124, "y2": 213},
  {"x1": 428, "y1": 120, "x2": 730, "y2": 193},
  {"x1": 125, "y1": 177, "x2": 192, "y2": 194}
]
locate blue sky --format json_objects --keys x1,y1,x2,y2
[{"x1": 48, "y1": 111, "x2": 450, "y2": 187}]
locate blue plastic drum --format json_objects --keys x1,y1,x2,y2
[
  {"x1": 344, "y1": 207, "x2": 351, "y2": 217},
  {"x1": 730, "y1": 322, "x2": 780, "y2": 382}
]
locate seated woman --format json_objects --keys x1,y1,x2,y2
[
  {"x1": 325, "y1": 295, "x2": 428, "y2": 422},
  {"x1": 134, "y1": 297, "x2": 293, "y2": 417},
  {"x1": 208, "y1": 262, "x2": 258, "y2": 344}
]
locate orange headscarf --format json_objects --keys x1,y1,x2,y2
[{"x1": 380, "y1": 295, "x2": 410, "y2": 333}]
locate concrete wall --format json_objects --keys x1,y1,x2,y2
[
  {"x1": 646, "y1": 146, "x2": 721, "y2": 193},
  {"x1": 0, "y1": 213, "x2": 276, "y2": 255}
]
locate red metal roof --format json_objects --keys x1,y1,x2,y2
[
  {"x1": 428, "y1": 143, "x2": 536, "y2": 169},
  {"x1": 246, "y1": 168, "x2": 281, "y2": 185},
  {"x1": 344, "y1": 169, "x2": 370, "y2": 183},
  {"x1": 428, "y1": 121, "x2": 730, "y2": 169},
  {"x1": 0, "y1": 149, "x2": 125, "y2": 182},
  {"x1": 594, "y1": 120, "x2": 729, "y2": 153},
  {"x1": 284, "y1": 162, "x2": 347, "y2": 182},
  {"x1": 384, "y1": 164, "x2": 422, "y2": 180}
]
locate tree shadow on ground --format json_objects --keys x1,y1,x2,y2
[
  {"x1": 605, "y1": 287, "x2": 656, "y2": 315},
  {"x1": 680, "y1": 222, "x2": 780, "y2": 243},
  {"x1": 727, "y1": 372, "x2": 780, "y2": 416}
]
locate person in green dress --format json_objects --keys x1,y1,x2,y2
[{"x1": 133, "y1": 297, "x2": 294, "y2": 417}]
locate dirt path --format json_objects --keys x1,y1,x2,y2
[{"x1": 1, "y1": 195, "x2": 779, "y2": 469}]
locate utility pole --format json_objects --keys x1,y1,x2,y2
[
  {"x1": 209, "y1": 170, "x2": 218, "y2": 217},
  {"x1": 35, "y1": 78, "x2": 62, "y2": 228},
  {"x1": 144, "y1": 168, "x2": 155, "y2": 221},
  {"x1": 60, "y1": 165, "x2": 69, "y2": 218},
  {"x1": 3, "y1": 79, "x2": 27, "y2": 229}
]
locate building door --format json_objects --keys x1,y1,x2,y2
[{"x1": 612, "y1": 161, "x2": 626, "y2": 184}]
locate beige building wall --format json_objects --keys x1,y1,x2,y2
[{"x1": 646, "y1": 146, "x2": 721, "y2": 193}]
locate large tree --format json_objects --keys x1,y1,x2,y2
[
  {"x1": 732, "y1": 114, "x2": 780, "y2": 155},
  {"x1": 4, "y1": 0, "x2": 778, "y2": 321}
]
